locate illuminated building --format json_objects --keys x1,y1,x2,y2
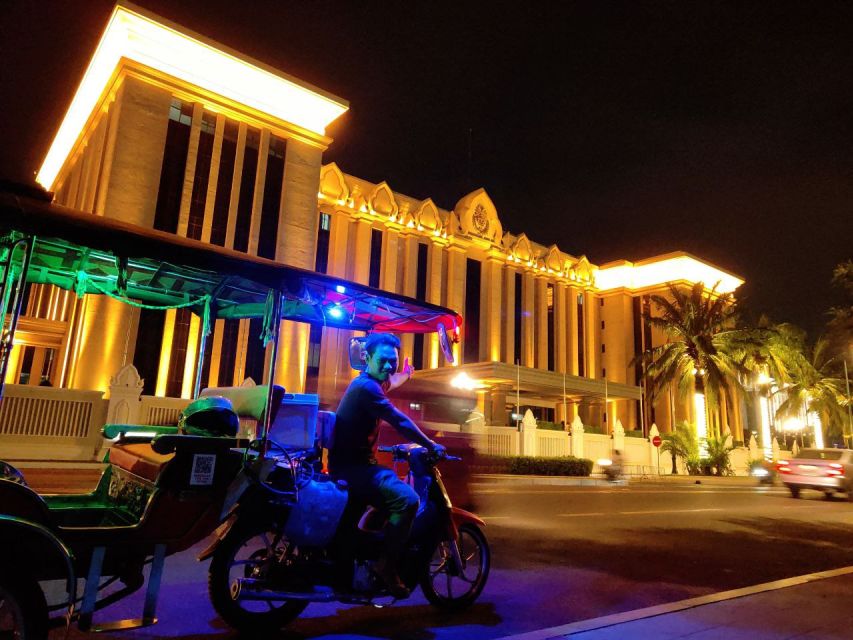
[{"x1": 13, "y1": 2, "x2": 747, "y2": 437}]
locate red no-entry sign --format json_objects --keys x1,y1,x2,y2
[{"x1": 652, "y1": 435, "x2": 662, "y2": 447}]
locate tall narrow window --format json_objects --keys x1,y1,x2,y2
[
  {"x1": 464, "y1": 258, "x2": 481, "y2": 364},
  {"x1": 165, "y1": 308, "x2": 192, "y2": 398},
  {"x1": 368, "y1": 228, "x2": 383, "y2": 288},
  {"x1": 186, "y1": 111, "x2": 216, "y2": 240},
  {"x1": 514, "y1": 272, "x2": 522, "y2": 364},
  {"x1": 315, "y1": 213, "x2": 331, "y2": 274},
  {"x1": 547, "y1": 284, "x2": 555, "y2": 371},
  {"x1": 257, "y1": 136, "x2": 285, "y2": 259},
  {"x1": 244, "y1": 318, "x2": 266, "y2": 385},
  {"x1": 210, "y1": 120, "x2": 238, "y2": 246},
  {"x1": 233, "y1": 127, "x2": 259, "y2": 253},
  {"x1": 577, "y1": 293, "x2": 585, "y2": 377},
  {"x1": 218, "y1": 319, "x2": 240, "y2": 386},
  {"x1": 153, "y1": 98, "x2": 193, "y2": 234},
  {"x1": 413, "y1": 243, "x2": 428, "y2": 367},
  {"x1": 134, "y1": 308, "x2": 165, "y2": 395}
]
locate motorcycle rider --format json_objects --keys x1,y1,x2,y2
[{"x1": 329, "y1": 332, "x2": 446, "y2": 599}]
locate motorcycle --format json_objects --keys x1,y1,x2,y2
[{"x1": 204, "y1": 440, "x2": 490, "y2": 633}]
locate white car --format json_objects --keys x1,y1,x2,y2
[{"x1": 778, "y1": 449, "x2": 853, "y2": 500}]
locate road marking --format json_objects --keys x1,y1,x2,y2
[
  {"x1": 555, "y1": 512, "x2": 607, "y2": 518},
  {"x1": 495, "y1": 565, "x2": 853, "y2": 640},
  {"x1": 618, "y1": 507, "x2": 724, "y2": 515}
]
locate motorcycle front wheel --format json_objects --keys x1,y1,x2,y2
[
  {"x1": 208, "y1": 524, "x2": 307, "y2": 633},
  {"x1": 420, "y1": 523, "x2": 490, "y2": 611}
]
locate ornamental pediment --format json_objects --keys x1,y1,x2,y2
[
  {"x1": 319, "y1": 163, "x2": 349, "y2": 202},
  {"x1": 453, "y1": 188, "x2": 502, "y2": 243},
  {"x1": 414, "y1": 198, "x2": 442, "y2": 232},
  {"x1": 545, "y1": 245, "x2": 563, "y2": 272},
  {"x1": 368, "y1": 182, "x2": 398, "y2": 218},
  {"x1": 510, "y1": 233, "x2": 534, "y2": 263}
]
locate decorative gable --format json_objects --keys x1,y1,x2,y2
[
  {"x1": 511, "y1": 233, "x2": 534, "y2": 263},
  {"x1": 545, "y1": 245, "x2": 563, "y2": 272},
  {"x1": 319, "y1": 163, "x2": 348, "y2": 202},
  {"x1": 368, "y1": 182, "x2": 398, "y2": 218},
  {"x1": 453, "y1": 188, "x2": 502, "y2": 243},
  {"x1": 414, "y1": 198, "x2": 441, "y2": 232}
]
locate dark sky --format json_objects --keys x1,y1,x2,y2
[{"x1": 2, "y1": 1, "x2": 851, "y2": 337}]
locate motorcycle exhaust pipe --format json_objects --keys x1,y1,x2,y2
[{"x1": 234, "y1": 578, "x2": 338, "y2": 603}]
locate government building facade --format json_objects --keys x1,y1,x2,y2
[{"x1": 13, "y1": 3, "x2": 747, "y2": 441}]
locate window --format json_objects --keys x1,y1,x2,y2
[
  {"x1": 153, "y1": 98, "x2": 193, "y2": 234},
  {"x1": 165, "y1": 308, "x2": 192, "y2": 397},
  {"x1": 601, "y1": 344, "x2": 606, "y2": 353},
  {"x1": 210, "y1": 120, "x2": 238, "y2": 246},
  {"x1": 186, "y1": 111, "x2": 216, "y2": 240},
  {"x1": 134, "y1": 308, "x2": 165, "y2": 395},
  {"x1": 314, "y1": 213, "x2": 331, "y2": 273},
  {"x1": 233, "y1": 128, "x2": 260, "y2": 253},
  {"x1": 368, "y1": 228, "x2": 383, "y2": 288},
  {"x1": 413, "y1": 243, "x2": 428, "y2": 367},
  {"x1": 257, "y1": 136, "x2": 286, "y2": 259},
  {"x1": 464, "y1": 258, "x2": 481, "y2": 364},
  {"x1": 601, "y1": 320, "x2": 605, "y2": 330}
]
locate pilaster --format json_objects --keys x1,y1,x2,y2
[
  {"x1": 444, "y1": 245, "x2": 466, "y2": 365},
  {"x1": 555, "y1": 282, "x2": 567, "y2": 373},
  {"x1": 247, "y1": 128, "x2": 271, "y2": 256},
  {"x1": 176, "y1": 102, "x2": 204, "y2": 237},
  {"x1": 502, "y1": 266, "x2": 516, "y2": 364},
  {"x1": 567, "y1": 285, "x2": 579, "y2": 375},
  {"x1": 480, "y1": 256, "x2": 503, "y2": 362},
  {"x1": 521, "y1": 271, "x2": 535, "y2": 368},
  {"x1": 535, "y1": 276, "x2": 548, "y2": 370},
  {"x1": 584, "y1": 290, "x2": 598, "y2": 379}
]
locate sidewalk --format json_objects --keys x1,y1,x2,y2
[{"x1": 499, "y1": 566, "x2": 853, "y2": 640}]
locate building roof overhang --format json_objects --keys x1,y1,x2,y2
[
  {"x1": 414, "y1": 361, "x2": 642, "y2": 401},
  {"x1": 37, "y1": 1, "x2": 349, "y2": 190},
  {"x1": 595, "y1": 251, "x2": 744, "y2": 294}
]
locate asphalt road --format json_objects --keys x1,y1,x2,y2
[{"x1": 56, "y1": 479, "x2": 853, "y2": 640}]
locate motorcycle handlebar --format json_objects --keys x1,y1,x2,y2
[{"x1": 377, "y1": 444, "x2": 461, "y2": 462}]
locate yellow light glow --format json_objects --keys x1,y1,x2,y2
[
  {"x1": 596, "y1": 253, "x2": 744, "y2": 294},
  {"x1": 811, "y1": 412, "x2": 824, "y2": 448},
  {"x1": 37, "y1": 3, "x2": 348, "y2": 189},
  {"x1": 450, "y1": 372, "x2": 479, "y2": 390},
  {"x1": 693, "y1": 391, "x2": 708, "y2": 443}
]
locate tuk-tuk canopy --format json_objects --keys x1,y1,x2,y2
[{"x1": 0, "y1": 184, "x2": 462, "y2": 335}]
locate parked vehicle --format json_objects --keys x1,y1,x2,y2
[
  {"x1": 777, "y1": 449, "x2": 853, "y2": 500},
  {"x1": 0, "y1": 183, "x2": 470, "y2": 638},
  {"x1": 206, "y1": 441, "x2": 489, "y2": 633}
]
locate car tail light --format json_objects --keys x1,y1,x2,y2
[{"x1": 777, "y1": 462, "x2": 790, "y2": 474}]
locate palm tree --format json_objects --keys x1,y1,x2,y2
[
  {"x1": 659, "y1": 421, "x2": 698, "y2": 474},
  {"x1": 774, "y1": 336, "x2": 847, "y2": 445},
  {"x1": 638, "y1": 282, "x2": 756, "y2": 438}
]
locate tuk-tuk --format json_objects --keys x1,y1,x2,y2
[{"x1": 0, "y1": 182, "x2": 462, "y2": 638}]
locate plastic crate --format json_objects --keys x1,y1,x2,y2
[{"x1": 269, "y1": 393, "x2": 319, "y2": 449}]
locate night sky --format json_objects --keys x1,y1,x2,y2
[{"x1": 2, "y1": 1, "x2": 851, "y2": 337}]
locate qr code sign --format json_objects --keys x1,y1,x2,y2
[{"x1": 190, "y1": 454, "x2": 216, "y2": 486}]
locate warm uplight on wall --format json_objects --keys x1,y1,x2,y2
[
  {"x1": 693, "y1": 391, "x2": 708, "y2": 452},
  {"x1": 450, "y1": 371, "x2": 479, "y2": 390},
  {"x1": 37, "y1": 2, "x2": 348, "y2": 189}
]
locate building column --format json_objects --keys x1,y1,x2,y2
[
  {"x1": 567, "y1": 285, "x2": 579, "y2": 376},
  {"x1": 444, "y1": 245, "x2": 466, "y2": 365},
  {"x1": 555, "y1": 282, "x2": 567, "y2": 373},
  {"x1": 247, "y1": 128, "x2": 271, "y2": 256},
  {"x1": 71, "y1": 77, "x2": 171, "y2": 392},
  {"x1": 317, "y1": 211, "x2": 351, "y2": 402},
  {"x1": 503, "y1": 266, "x2": 516, "y2": 365},
  {"x1": 425, "y1": 241, "x2": 445, "y2": 369},
  {"x1": 380, "y1": 227, "x2": 400, "y2": 293},
  {"x1": 535, "y1": 276, "x2": 548, "y2": 370},
  {"x1": 480, "y1": 256, "x2": 502, "y2": 362},
  {"x1": 200, "y1": 113, "x2": 226, "y2": 243},
  {"x1": 273, "y1": 137, "x2": 324, "y2": 393},
  {"x1": 521, "y1": 271, "x2": 535, "y2": 368}
]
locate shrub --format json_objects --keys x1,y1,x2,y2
[
  {"x1": 536, "y1": 420, "x2": 566, "y2": 431},
  {"x1": 470, "y1": 455, "x2": 593, "y2": 476},
  {"x1": 625, "y1": 430, "x2": 644, "y2": 438},
  {"x1": 584, "y1": 425, "x2": 607, "y2": 435}
]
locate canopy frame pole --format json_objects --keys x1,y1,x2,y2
[
  {"x1": 258, "y1": 291, "x2": 282, "y2": 445},
  {"x1": 0, "y1": 237, "x2": 34, "y2": 396}
]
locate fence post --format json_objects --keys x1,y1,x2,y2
[
  {"x1": 107, "y1": 364, "x2": 143, "y2": 425},
  {"x1": 521, "y1": 409, "x2": 537, "y2": 456},
  {"x1": 570, "y1": 415, "x2": 585, "y2": 458},
  {"x1": 612, "y1": 418, "x2": 625, "y2": 453}
]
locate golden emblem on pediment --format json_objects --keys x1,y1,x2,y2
[{"x1": 472, "y1": 204, "x2": 488, "y2": 234}]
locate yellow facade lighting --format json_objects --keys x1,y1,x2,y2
[
  {"x1": 37, "y1": 2, "x2": 348, "y2": 190},
  {"x1": 595, "y1": 252, "x2": 743, "y2": 294}
]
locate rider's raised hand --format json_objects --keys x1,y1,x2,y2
[{"x1": 428, "y1": 441, "x2": 447, "y2": 457}]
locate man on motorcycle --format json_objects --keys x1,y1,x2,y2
[{"x1": 329, "y1": 332, "x2": 446, "y2": 598}]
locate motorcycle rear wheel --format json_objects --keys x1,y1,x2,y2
[
  {"x1": 420, "y1": 523, "x2": 490, "y2": 611},
  {"x1": 208, "y1": 524, "x2": 307, "y2": 633}
]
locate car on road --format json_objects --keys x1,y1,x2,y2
[{"x1": 778, "y1": 449, "x2": 853, "y2": 500}]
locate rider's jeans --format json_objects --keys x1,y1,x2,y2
[{"x1": 332, "y1": 463, "x2": 419, "y2": 528}]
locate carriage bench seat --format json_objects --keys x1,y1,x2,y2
[{"x1": 108, "y1": 443, "x2": 175, "y2": 483}]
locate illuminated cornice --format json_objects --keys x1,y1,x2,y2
[
  {"x1": 37, "y1": 2, "x2": 348, "y2": 189},
  {"x1": 595, "y1": 252, "x2": 744, "y2": 294}
]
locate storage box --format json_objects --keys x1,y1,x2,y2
[{"x1": 268, "y1": 393, "x2": 319, "y2": 449}]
